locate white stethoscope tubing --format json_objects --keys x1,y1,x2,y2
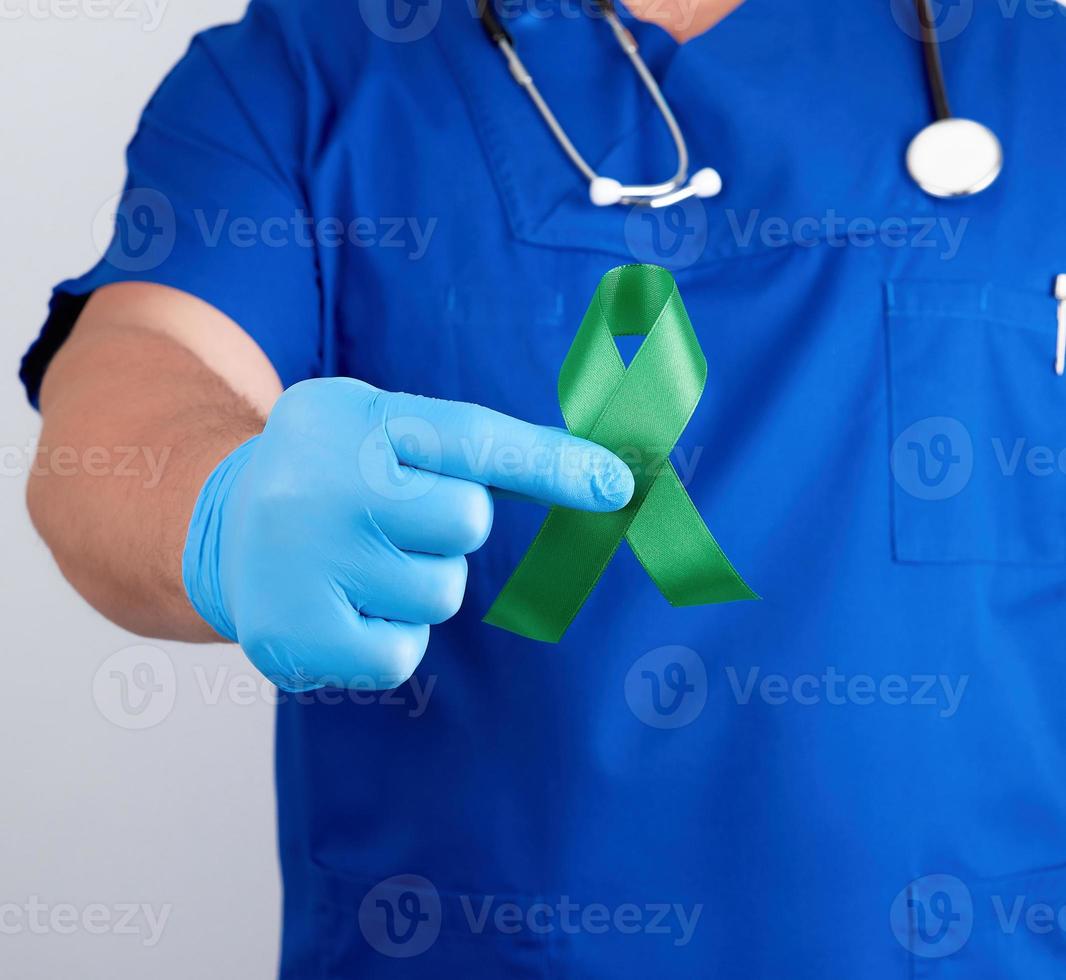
[
  {"x1": 479, "y1": 0, "x2": 1002, "y2": 207},
  {"x1": 478, "y1": 0, "x2": 720, "y2": 208}
]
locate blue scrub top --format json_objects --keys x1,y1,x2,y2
[{"x1": 22, "y1": 1, "x2": 1066, "y2": 975}]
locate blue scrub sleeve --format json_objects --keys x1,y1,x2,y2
[{"x1": 19, "y1": 1, "x2": 321, "y2": 407}]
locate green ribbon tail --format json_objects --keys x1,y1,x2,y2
[{"x1": 484, "y1": 264, "x2": 757, "y2": 643}]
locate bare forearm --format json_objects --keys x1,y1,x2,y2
[{"x1": 27, "y1": 305, "x2": 267, "y2": 641}]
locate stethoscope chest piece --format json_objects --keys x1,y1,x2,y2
[{"x1": 906, "y1": 117, "x2": 1003, "y2": 199}]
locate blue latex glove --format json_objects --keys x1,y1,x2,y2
[{"x1": 182, "y1": 378, "x2": 634, "y2": 691}]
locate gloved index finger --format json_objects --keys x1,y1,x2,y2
[{"x1": 381, "y1": 392, "x2": 634, "y2": 512}]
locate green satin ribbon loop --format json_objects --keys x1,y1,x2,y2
[{"x1": 485, "y1": 264, "x2": 757, "y2": 643}]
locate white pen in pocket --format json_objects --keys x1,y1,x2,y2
[{"x1": 1055, "y1": 274, "x2": 1066, "y2": 377}]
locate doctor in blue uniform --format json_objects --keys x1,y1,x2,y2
[{"x1": 21, "y1": 0, "x2": 1066, "y2": 976}]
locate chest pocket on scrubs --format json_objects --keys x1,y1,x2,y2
[{"x1": 884, "y1": 280, "x2": 1066, "y2": 565}]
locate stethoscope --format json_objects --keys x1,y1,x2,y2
[{"x1": 477, "y1": 0, "x2": 1004, "y2": 207}]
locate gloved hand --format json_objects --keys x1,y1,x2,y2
[{"x1": 182, "y1": 378, "x2": 634, "y2": 691}]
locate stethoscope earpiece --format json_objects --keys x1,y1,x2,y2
[
  {"x1": 688, "y1": 167, "x2": 724, "y2": 199},
  {"x1": 589, "y1": 167, "x2": 723, "y2": 209},
  {"x1": 589, "y1": 177, "x2": 624, "y2": 207},
  {"x1": 480, "y1": 0, "x2": 711, "y2": 209}
]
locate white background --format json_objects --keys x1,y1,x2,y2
[{"x1": 0, "y1": 2, "x2": 281, "y2": 977}]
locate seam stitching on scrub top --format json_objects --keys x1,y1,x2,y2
[
  {"x1": 886, "y1": 309, "x2": 1051, "y2": 334},
  {"x1": 429, "y1": 10, "x2": 531, "y2": 241},
  {"x1": 136, "y1": 115, "x2": 301, "y2": 203},
  {"x1": 198, "y1": 17, "x2": 308, "y2": 197}
]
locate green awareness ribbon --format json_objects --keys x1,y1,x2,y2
[{"x1": 484, "y1": 264, "x2": 757, "y2": 643}]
